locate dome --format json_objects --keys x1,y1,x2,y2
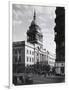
[
  {"x1": 28, "y1": 10, "x2": 43, "y2": 36},
  {"x1": 27, "y1": 10, "x2": 43, "y2": 45}
]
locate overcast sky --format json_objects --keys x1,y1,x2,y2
[{"x1": 12, "y1": 4, "x2": 56, "y2": 54}]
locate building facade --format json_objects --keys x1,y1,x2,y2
[
  {"x1": 54, "y1": 7, "x2": 65, "y2": 75},
  {"x1": 13, "y1": 11, "x2": 55, "y2": 73},
  {"x1": 13, "y1": 41, "x2": 47, "y2": 66}
]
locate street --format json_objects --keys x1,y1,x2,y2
[{"x1": 32, "y1": 74, "x2": 65, "y2": 84}]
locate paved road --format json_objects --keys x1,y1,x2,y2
[
  {"x1": 32, "y1": 74, "x2": 65, "y2": 84},
  {"x1": 13, "y1": 73, "x2": 65, "y2": 85}
]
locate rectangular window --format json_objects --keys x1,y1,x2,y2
[
  {"x1": 30, "y1": 50, "x2": 31, "y2": 54},
  {"x1": 27, "y1": 50, "x2": 28, "y2": 54},
  {"x1": 19, "y1": 49, "x2": 21, "y2": 54},
  {"x1": 27, "y1": 57, "x2": 28, "y2": 62},
  {"x1": 15, "y1": 56, "x2": 17, "y2": 62},
  {"x1": 30, "y1": 57, "x2": 31, "y2": 62},
  {"x1": 19, "y1": 56, "x2": 21, "y2": 62},
  {"x1": 32, "y1": 58, "x2": 34, "y2": 62},
  {"x1": 15, "y1": 50, "x2": 17, "y2": 54}
]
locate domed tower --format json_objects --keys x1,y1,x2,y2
[{"x1": 27, "y1": 10, "x2": 43, "y2": 48}]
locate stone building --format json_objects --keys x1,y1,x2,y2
[
  {"x1": 13, "y1": 11, "x2": 48, "y2": 73},
  {"x1": 54, "y1": 7, "x2": 65, "y2": 75},
  {"x1": 13, "y1": 10, "x2": 56, "y2": 74}
]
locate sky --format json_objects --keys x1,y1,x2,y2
[{"x1": 12, "y1": 4, "x2": 56, "y2": 55}]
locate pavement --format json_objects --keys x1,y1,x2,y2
[
  {"x1": 13, "y1": 73, "x2": 65, "y2": 85},
  {"x1": 32, "y1": 74, "x2": 65, "y2": 84}
]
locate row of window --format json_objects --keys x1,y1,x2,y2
[
  {"x1": 14, "y1": 49, "x2": 21, "y2": 54},
  {"x1": 27, "y1": 57, "x2": 34, "y2": 62},
  {"x1": 14, "y1": 56, "x2": 21, "y2": 63},
  {"x1": 27, "y1": 49, "x2": 34, "y2": 55},
  {"x1": 14, "y1": 56, "x2": 34, "y2": 63}
]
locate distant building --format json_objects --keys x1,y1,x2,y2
[
  {"x1": 47, "y1": 51, "x2": 56, "y2": 67},
  {"x1": 54, "y1": 7, "x2": 65, "y2": 75}
]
